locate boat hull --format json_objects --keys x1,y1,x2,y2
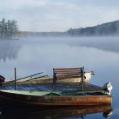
[{"x1": 0, "y1": 90, "x2": 112, "y2": 107}]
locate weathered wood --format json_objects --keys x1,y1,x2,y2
[
  {"x1": 53, "y1": 67, "x2": 84, "y2": 84},
  {"x1": 54, "y1": 68, "x2": 81, "y2": 71},
  {"x1": 56, "y1": 75, "x2": 81, "y2": 79},
  {"x1": 14, "y1": 68, "x2": 17, "y2": 90},
  {"x1": 0, "y1": 90, "x2": 112, "y2": 106},
  {"x1": 55, "y1": 71, "x2": 81, "y2": 75},
  {"x1": 0, "y1": 75, "x2": 5, "y2": 86},
  {"x1": 17, "y1": 72, "x2": 43, "y2": 81}
]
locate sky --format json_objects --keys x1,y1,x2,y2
[{"x1": 0, "y1": 0, "x2": 119, "y2": 32}]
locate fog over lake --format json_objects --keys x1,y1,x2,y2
[
  {"x1": 0, "y1": 36, "x2": 119, "y2": 80},
  {"x1": 0, "y1": 36, "x2": 119, "y2": 118}
]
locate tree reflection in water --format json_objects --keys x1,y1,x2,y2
[{"x1": 0, "y1": 40, "x2": 21, "y2": 62}]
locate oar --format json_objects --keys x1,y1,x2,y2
[
  {"x1": 16, "y1": 72, "x2": 44, "y2": 81},
  {"x1": 3, "y1": 72, "x2": 44, "y2": 85},
  {"x1": 22, "y1": 75, "x2": 49, "y2": 82}
]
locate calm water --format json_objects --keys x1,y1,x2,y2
[{"x1": 0, "y1": 36, "x2": 119, "y2": 118}]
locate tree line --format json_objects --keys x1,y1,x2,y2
[{"x1": 0, "y1": 18, "x2": 18, "y2": 39}]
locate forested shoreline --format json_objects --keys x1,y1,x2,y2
[{"x1": 0, "y1": 18, "x2": 18, "y2": 39}]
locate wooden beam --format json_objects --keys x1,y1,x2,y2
[{"x1": 14, "y1": 68, "x2": 17, "y2": 90}]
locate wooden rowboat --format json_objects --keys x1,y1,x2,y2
[
  {"x1": 0, "y1": 87, "x2": 112, "y2": 107},
  {"x1": 0, "y1": 67, "x2": 112, "y2": 107}
]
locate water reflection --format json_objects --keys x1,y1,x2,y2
[
  {"x1": 67, "y1": 37, "x2": 119, "y2": 54},
  {"x1": 0, "y1": 40, "x2": 21, "y2": 62},
  {"x1": 0, "y1": 105, "x2": 112, "y2": 119},
  {"x1": 0, "y1": 37, "x2": 119, "y2": 63}
]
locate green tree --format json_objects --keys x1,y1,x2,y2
[{"x1": 0, "y1": 18, "x2": 18, "y2": 39}]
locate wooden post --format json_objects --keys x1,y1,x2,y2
[
  {"x1": 53, "y1": 68, "x2": 56, "y2": 90},
  {"x1": 81, "y1": 66, "x2": 84, "y2": 92},
  {"x1": 81, "y1": 66, "x2": 84, "y2": 83},
  {"x1": 14, "y1": 68, "x2": 17, "y2": 90}
]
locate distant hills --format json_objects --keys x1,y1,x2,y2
[
  {"x1": 18, "y1": 20, "x2": 119, "y2": 37},
  {"x1": 67, "y1": 20, "x2": 119, "y2": 36}
]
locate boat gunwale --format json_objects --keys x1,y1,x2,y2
[{"x1": 0, "y1": 89, "x2": 111, "y2": 97}]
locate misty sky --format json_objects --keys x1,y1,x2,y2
[{"x1": 0, "y1": 0, "x2": 119, "y2": 32}]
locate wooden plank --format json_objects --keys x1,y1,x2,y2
[
  {"x1": 56, "y1": 72, "x2": 82, "y2": 76},
  {"x1": 57, "y1": 76, "x2": 81, "y2": 80},
  {"x1": 56, "y1": 74, "x2": 82, "y2": 77},
  {"x1": 54, "y1": 70, "x2": 81, "y2": 73},
  {"x1": 53, "y1": 67, "x2": 84, "y2": 84},
  {"x1": 53, "y1": 68, "x2": 82, "y2": 74},
  {"x1": 53, "y1": 68, "x2": 82, "y2": 71},
  {"x1": 54, "y1": 69, "x2": 81, "y2": 72},
  {"x1": 14, "y1": 68, "x2": 17, "y2": 90},
  {"x1": 54, "y1": 71, "x2": 81, "y2": 74}
]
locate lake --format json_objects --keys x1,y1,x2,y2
[{"x1": 0, "y1": 36, "x2": 119, "y2": 118}]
